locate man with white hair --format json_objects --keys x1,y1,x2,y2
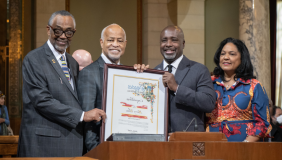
[
  {"x1": 72, "y1": 49, "x2": 93, "y2": 71},
  {"x1": 77, "y1": 23, "x2": 127, "y2": 151}
]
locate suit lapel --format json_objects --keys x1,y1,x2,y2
[
  {"x1": 174, "y1": 56, "x2": 191, "y2": 85},
  {"x1": 44, "y1": 43, "x2": 79, "y2": 101},
  {"x1": 170, "y1": 56, "x2": 191, "y2": 101},
  {"x1": 98, "y1": 56, "x2": 105, "y2": 86}
]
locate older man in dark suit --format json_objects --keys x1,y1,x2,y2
[
  {"x1": 18, "y1": 10, "x2": 105, "y2": 157},
  {"x1": 135, "y1": 25, "x2": 216, "y2": 132},
  {"x1": 77, "y1": 24, "x2": 127, "y2": 151}
]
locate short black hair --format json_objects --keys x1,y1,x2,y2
[
  {"x1": 213, "y1": 37, "x2": 256, "y2": 82},
  {"x1": 273, "y1": 106, "x2": 282, "y2": 117},
  {"x1": 48, "y1": 10, "x2": 76, "y2": 27}
]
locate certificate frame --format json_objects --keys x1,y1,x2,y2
[{"x1": 100, "y1": 64, "x2": 169, "y2": 143}]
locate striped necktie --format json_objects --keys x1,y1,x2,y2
[{"x1": 60, "y1": 55, "x2": 70, "y2": 83}]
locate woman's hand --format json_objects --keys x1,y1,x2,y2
[{"x1": 245, "y1": 135, "x2": 260, "y2": 142}]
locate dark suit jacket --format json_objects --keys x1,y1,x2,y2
[
  {"x1": 155, "y1": 55, "x2": 216, "y2": 132},
  {"x1": 18, "y1": 43, "x2": 83, "y2": 157},
  {"x1": 77, "y1": 56, "x2": 104, "y2": 151},
  {"x1": 271, "y1": 122, "x2": 282, "y2": 142}
]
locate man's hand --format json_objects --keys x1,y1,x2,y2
[
  {"x1": 83, "y1": 108, "x2": 107, "y2": 123},
  {"x1": 162, "y1": 72, "x2": 178, "y2": 92},
  {"x1": 133, "y1": 64, "x2": 149, "y2": 73},
  {"x1": 0, "y1": 118, "x2": 5, "y2": 124}
]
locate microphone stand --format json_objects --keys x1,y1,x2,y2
[{"x1": 183, "y1": 118, "x2": 198, "y2": 132}]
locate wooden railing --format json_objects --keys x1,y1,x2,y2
[{"x1": 0, "y1": 136, "x2": 19, "y2": 158}]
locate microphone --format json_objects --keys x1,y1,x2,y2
[{"x1": 183, "y1": 118, "x2": 198, "y2": 132}]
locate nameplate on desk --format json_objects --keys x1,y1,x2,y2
[{"x1": 107, "y1": 133, "x2": 166, "y2": 142}]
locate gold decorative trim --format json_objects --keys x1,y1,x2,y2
[{"x1": 22, "y1": 0, "x2": 24, "y2": 62}]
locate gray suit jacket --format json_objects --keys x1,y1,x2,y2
[
  {"x1": 77, "y1": 56, "x2": 104, "y2": 151},
  {"x1": 18, "y1": 43, "x2": 83, "y2": 157},
  {"x1": 155, "y1": 55, "x2": 216, "y2": 132}
]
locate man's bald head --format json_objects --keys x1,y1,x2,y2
[
  {"x1": 160, "y1": 25, "x2": 185, "y2": 64},
  {"x1": 72, "y1": 49, "x2": 93, "y2": 71},
  {"x1": 160, "y1": 25, "x2": 184, "y2": 40}
]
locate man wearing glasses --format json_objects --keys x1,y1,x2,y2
[{"x1": 18, "y1": 10, "x2": 106, "y2": 157}]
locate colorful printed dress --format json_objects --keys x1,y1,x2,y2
[{"x1": 206, "y1": 76, "x2": 272, "y2": 141}]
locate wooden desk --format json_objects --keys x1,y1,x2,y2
[
  {"x1": 1, "y1": 158, "x2": 97, "y2": 160},
  {"x1": 0, "y1": 136, "x2": 19, "y2": 158},
  {"x1": 84, "y1": 132, "x2": 282, "y2": 160}
]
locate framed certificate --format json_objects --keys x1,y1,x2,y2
[{"x1": 100, "y1": 64, "x2": 169, "y2": 143}]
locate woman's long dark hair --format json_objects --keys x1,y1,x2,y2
[{"x1": 213, "y1": 37, "x2": 256, "y2": 82}]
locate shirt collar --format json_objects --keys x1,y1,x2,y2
[
  {"x1": 47, "y1": 40, "x2": 66, "y2": 61},
  {"x1": 163, "y1": 55, "x2": 183, "y2": 70},
  {"x1": 212, "y1": 76, "x2": 251, "y2": 87},
  {"x1": 101, "y1": 53, "x2": 120, "y2": 65}
]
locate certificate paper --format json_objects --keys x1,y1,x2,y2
[{"x1": 104, "y1": 67, "x2": 167, "y2": 141}]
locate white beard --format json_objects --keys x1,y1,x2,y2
[
  {"x1": 108, "y1": 53, "x2": 121, "y2": 63},
  {"x1": 54, "y1": 43, "x2": 68, "y2": 52},
  {"x1": 164, "y1": 53, "x2": 176, "y2": 60}
]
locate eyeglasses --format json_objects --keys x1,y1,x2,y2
[{"x1": 48, "y1": 25, "x2": 76, "y2": 38}]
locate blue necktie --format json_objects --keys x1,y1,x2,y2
[{"x1": 60, "y1": 55, "x2": 70, "y2": 83}]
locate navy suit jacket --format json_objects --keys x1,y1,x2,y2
[
  {"x1": 155, "y1": 55, "x2": 216, "y2": 132},
  {"x1": 18, "y1": 43, "x2": 83, "y2": 157}
]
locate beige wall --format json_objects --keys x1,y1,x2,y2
[
  {"x1": 143, "y1": 0, "x2": 169, "y2": 67},
  {"x1": 205, "y1": 0, "x2": 239, "y2": 72},
  {"x1": 143, "y1": 0, "x2": 205, "y2": 68},
  {"x1": 70, "y1": 0, "x2": 137, "y2": 66},
  {"x1": 35, "y1": 0, "x2": 65, "y2": 48}
]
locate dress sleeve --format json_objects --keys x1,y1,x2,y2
[
  {"x1": 247, "y1": 82, "x2": 271, "y2": 138},
  {"x1": 4, "y1": 106, "x2": 10, "y2": 126}
]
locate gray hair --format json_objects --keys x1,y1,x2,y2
[
  {"x1": 48, "y1": 10, "x2": 76, "y2": 28},
  {"x1": 101, "y1": 23, "x2": 126, "y2": 40}
]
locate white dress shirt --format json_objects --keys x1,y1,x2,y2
[
  {"x1": 47, "y1": 40, "x2": 84, "y2": 122},
  {"x1": 162, "y1": 55, "x2": 183, "y2": 94},
  {"x1": 163, "y1": 55, "x2": 183, "y2": 75},
  {"x1": 47, "y1": 40, "x2": 74, "y2": 89},
  {"x1": 101, "y1": 53, "x2": 121, "y2": 65}
]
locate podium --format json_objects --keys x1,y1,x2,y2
[{"x1": 84, "y1": 132, "x2": 282, "y2": 160}]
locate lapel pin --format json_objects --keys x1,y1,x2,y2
[{"x1": 52, "y1": 59, "x2": 56, "y2": 63}]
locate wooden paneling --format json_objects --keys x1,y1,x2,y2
[
  {"x1": 1, "y1": 158, "x2": 97, "y2": 160},
  {"x1": 10, "y1": 117, "x2": 21, "y2": 135},
  {"x1": 85, "y1": 135, "x2": 282, "y2": 160},
  {"x1": 0, "y1": 136, "x2": 19, "y2": 157}
]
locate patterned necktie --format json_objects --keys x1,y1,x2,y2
[
  {"x1": 167, "y1": 64, "x2": 173, "y2": 73},
  {"x1": 60, "y1": 55, "x2": 70, "y2": 83}
]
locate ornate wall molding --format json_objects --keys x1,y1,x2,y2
[{"x1": 9, "y1": 0, "x2": 22, "y2": 117}]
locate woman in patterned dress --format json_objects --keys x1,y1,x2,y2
[{"x1": 206, "y1": 38, "x2": 272, "y2": 142}]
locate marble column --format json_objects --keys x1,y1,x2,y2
[{"x1": 239, "y1": 0, "x2": 271, "y2": 97}]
